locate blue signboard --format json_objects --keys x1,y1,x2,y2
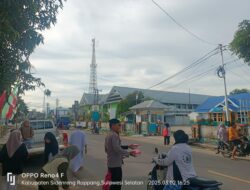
[{"x1": 92, "y1": 111, "x2": 100, "y2": 122}]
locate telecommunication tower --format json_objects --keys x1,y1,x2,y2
[{"x1": 89, "y1": 38, "x2": 97, "y2": 94}]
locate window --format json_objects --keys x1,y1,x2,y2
[
  {"x1": 192, "y1": 105, "x2": 198, "y2": 109},
  {"x1": 157, "y1": 115, "x2": 162, "y2": 122},
  {"x1": 237, "y1": 111, "x2": 249, "y2": 124},
  {"x1": 45, "y1": 121, "x2": 53, "y2": 129},
  {"x1": 218, "y1": 113, "x2": 222, "y2": 122},
  {"x1": 213, "y1": 113, "x2": 217, "y2": 121},
  {"x1": 141, "y1": 114, "x2": 148, "y2": 122},
  {"x1": 30, "y1": 121, "x2": 44, "y2": 130},
  {"x1": 151, "y1": 114, "x2": 157, "y2": 123}
]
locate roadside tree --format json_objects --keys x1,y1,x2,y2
[
  {"x1": 230, "y1": 20, "x2": 250, "y2": 65},
  {"x1": 229, "y1": 88, "x2": 249, "y2": 95}
]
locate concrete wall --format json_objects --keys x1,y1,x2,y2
[
  {"x1": 170, "y1": 126, "x2": 192, "y2": 136},
  {"x1": 200, "y1": 125, "x2": 217, "y2": 139},
  {"x1": 101, "y1": 122, "x2": 109, "y2": 129}
]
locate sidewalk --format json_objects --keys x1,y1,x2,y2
[{"x1": 122, "y1": 134, "x2": 250, "y2": 161}]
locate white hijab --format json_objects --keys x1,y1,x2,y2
[{"x1": 6, "y1": 130, "x2": 22, "y2": 158}]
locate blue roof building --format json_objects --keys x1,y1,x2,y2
[{"x1": 195, "y1": 93, "x2": 250, "y2": 124}]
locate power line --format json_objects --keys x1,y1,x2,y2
[
  {"x1": 151, "y1": 0, "x2": 217, "y2": 46},
  {"x1": 160, "y1": 63, "x2": 220, "y2": 90},
  {"x1": 158, "y1": 58, "x2": 237, "y2": 90},
  {"x1": 227, "y1": 69, "x2": 250, "y2": 83},
  {"x1": 148, "y1": 47, "x2": 219, "y2": 89}
]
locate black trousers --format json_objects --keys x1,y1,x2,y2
[
  {"x1": 108, "y1": 167, "x2": 122, "y2": 190},
  {"x1": 164, "y1": 136, "x2": 170, "y2": 145}
]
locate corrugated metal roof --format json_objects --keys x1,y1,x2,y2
[
  {"x1": 106, "y1": 86, "x2": 211, "y2": 104},
  {"x1": 130, "y1": 100, "x2": 170, "y2": 110},
  {"x1": 80, "y1": 93, "x2": 108, "y2": 105}
]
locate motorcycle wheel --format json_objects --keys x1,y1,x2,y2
[{"x1": 221, "y1": 149, "x2": 231, "y2": 158}]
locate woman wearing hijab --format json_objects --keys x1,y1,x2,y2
[
  {"x1": 43, "y1": 132, "x2": 59, "y2": 164},
  {"x1": 37, "y1": 145, "x2": 79, "y2": 190},
  {"x1": 69, "y1": 126, "x2": 87, "y2": 175},
  {"x1": 0, "y1": 129, "x2": 28, "y2": 190},
  {"x1": 154, "y1": 130, "x2": 196, "y2": 190}
]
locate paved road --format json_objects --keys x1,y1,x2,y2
[
  {"x1": 84, "y1": 131, "x2": 250, "y2": 190},
  {"x1": 2, "y1": 129, "x2": 250, "y2": 190}
]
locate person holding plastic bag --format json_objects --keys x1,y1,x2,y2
[{"x1": 104, "y1": 119, "x2": 141, "y2": 190}]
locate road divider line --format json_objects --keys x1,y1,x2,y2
[{"x1": 208, "y1": 170, "x2": 250, "y2": 184}]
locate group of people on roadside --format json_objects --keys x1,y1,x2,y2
[
  {"x1": 216, "y1": 122, "x2": 246, "y2": 160},
  {"x1": 0, "y1": 117, "x2": 217, "y2": 190},
  {"x1": 0, "y1": 119, "x2": 87, "y2": 190}
]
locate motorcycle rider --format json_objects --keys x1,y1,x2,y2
[
  {"x1": 154, "y1": 130, "x2": 196, "y2": 190},
  {"x1": 228, "y1": 122, "x2": 242, "y2": 160}
]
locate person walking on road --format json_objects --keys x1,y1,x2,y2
[
  {"x1": 0, "y1": 129, "x2": 28, "y2": 190},
  {"x1": 19, "y1": 119, "x2": 34, "y2": 149},
  {"x1": 37, "y1": 145, "x2": 79, "y2": 190},
  {"x1": 43, "y1": 132, "x2": 59, "y2": 164},
  {"x1": 163, "y1": 123, "x2": 171, "y2": 145},
  {"x1": 105, "y1": 119, "x2": 137, "y2": 190},
  {"x1": 69, "y1": 126, "x2": 87, "y2": 175},
  {"x1": 216, "y1": 123, "x2": 228, "y2": 154}
]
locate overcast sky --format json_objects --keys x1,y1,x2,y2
[{"x1": 23, "y1": 0, "x2": 250, "y2": 111}]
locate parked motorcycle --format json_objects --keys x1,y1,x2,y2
[
  {"x1": 147, "y1": 148, "x2": 222, "y2": 190},
  {"x1": 218, "y1": 136, "x2": 250, "y2": 158}
]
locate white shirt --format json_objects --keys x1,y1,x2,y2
[{"x1": 156, "y1": 143, "x2": 196, "y2": 181}]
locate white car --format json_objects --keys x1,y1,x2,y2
[{"x1": 24, "y1": 120, "x2": 65, "y2": 156}]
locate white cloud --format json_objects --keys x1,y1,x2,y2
[{"x1": 23, "y1": 0, "x2": 250, "y2": 110}]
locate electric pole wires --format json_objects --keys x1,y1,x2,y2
[
  {"x1": 151, "y1": 0, "x2": 217, "y2": 46},
  {"x1": 148, "y1": 47, "x2": 220, "y2": 89}
]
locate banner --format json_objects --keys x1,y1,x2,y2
[
  {"x1": 1, "y1": 85, "x2": 18, "y2": 119},
  {"x1": 0, "y1": 90, "x2": 6, "y2": 113}
]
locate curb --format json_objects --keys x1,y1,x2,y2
[{"x1": 190, "y1": 142, "x2": 250, "y2": 161}]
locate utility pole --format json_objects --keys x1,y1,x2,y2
[
  {"x1": 136, "y1": 92, "x2": 138, "y2": 105},
  {"x1": 56, "y1": 98, "x2": 59, "y2": 119},
  {"x1": 46, "y1": 103, "x2": 50, "y2": 119},
  {"x1": 188, "y1": 88, "x2": 191, "y2": 111},
  {"x1": 43, "y1": 92, "x2": 45, "y2": 114},
  {"x1": 218, "y1": 44, "x2": 230, "y2": 124}
]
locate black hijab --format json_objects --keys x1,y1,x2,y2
[
  {"x1": 173, "y1": 130, "x2": 189, "y2": 144},
  {"x1": 44, "y1": 132, "x2": 59, "y2": 163}
]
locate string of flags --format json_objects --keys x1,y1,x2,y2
[{"x1": 0, "y1": 85, "x2": 19, "y2": 120}]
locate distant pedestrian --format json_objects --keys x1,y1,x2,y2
[
  {"x1": 37, "y1": 145, "x2": 79, "y2": 190},
  {"x1": 0, "y1": 130, "x2": 28, "y2": 190},
  {"x1": 19, "y1": 119, "x2": 34, "y2": 149},
  {"x1": 104, "y1": 119, "x2": 137, "y2": 190},
  {"x1": 43, "y1": 132, "x2": 59, "y2": 164},
  {"x1": 163, "y1": 123, "x2": 171, "y2": 145},
  {"x1": 69, "y1": 126, "x2": 87, "y2": 175},
  {"x1": 216, "y1": 123, "x2": 228, "y2": 154}
]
